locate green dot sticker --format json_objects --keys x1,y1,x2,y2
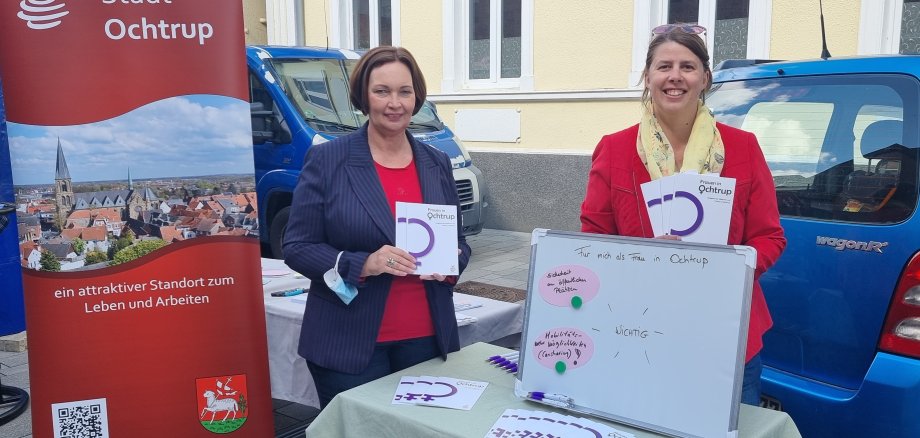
[
  {"x1": 555, "y1": 361, "x2": 567, "y2": 374},
  {"x1": 571, "y1": 296, "x2": 583, "y2": 309}
]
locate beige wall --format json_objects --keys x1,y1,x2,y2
[
  {"x1": 435, "y1": 0, "x2": 643, "y2": 154},
  {"x1": 437, "y1": 100, "x2": 640, "y2": 153},
  {"x1": 262, "y1": 0, "x2": 878, "y2": 156},
  {"x1": 400, "y1": 0, "x2": 444, "y2": 93},
  {"x1": 303, "y1": 0, "x2": 329, "y2": 46},
  {"x1": 242, "y1": 0, "x2": 268, "y2": 45},
  {"x1": 534, "y1": 2, "x2": 633, "y2": 91},
  {"x1": 771, "y1": 0, "x2": 860, "y2": 60}
]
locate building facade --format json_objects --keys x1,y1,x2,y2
[{"x1": 250, "y1": 0, "x2": 920, "y2": 231}]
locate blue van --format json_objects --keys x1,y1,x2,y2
[
  {"x1": 709, "y1": 56, "x2": 920, "y2": 437},
  {"x1": 246, "y1": 45, "x2": 487, "y2": 258}
]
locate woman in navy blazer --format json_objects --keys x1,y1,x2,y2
[{"x1": 283, "y1": 46, "x2": 471, "y2": 408}]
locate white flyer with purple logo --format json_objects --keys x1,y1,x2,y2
[
  {"x1": 669, "y1": 173, "x2": 735, "y2": 244},
  {"x1": 485, "y1": 408, "x2": 636, "y2": 438},
  {"x1": 395, "y1": 202, "x2": 459, "y2": 276},
  {"x1": 642, "y1": 173, "x2": 735, "y2": 244},
  {"x1": 391, "y1": 375, "x2": 488, "y2": 410}
]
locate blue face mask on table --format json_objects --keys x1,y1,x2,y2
[{"x1": 324, "y1": 251, "x2": 358, "y2": 305}]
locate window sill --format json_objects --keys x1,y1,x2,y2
[{"x1": 428, "y1": 88, "x2": 642, "y2": 103}]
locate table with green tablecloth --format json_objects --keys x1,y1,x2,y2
[{"x1": 305, "y1": 342, "x2": 801, "y2": 438}]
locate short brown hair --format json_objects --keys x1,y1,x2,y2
[
  {"x1": 349, "y1": 46, "x2": 427, "y2": 115},
  {"x1": 640, "y1": 28, "x2": 712, "y2": 103}
]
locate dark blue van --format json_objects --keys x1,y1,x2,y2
[
  {"x1": 246, "y1": 46, "x2": 487, "y2": 258},
  {"x1": 709, "y1": 56, "x2": 920, "y2": 437}
]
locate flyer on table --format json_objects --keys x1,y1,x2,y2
[
  {"x1": 395, "y1": 202, "x2": 459, "y2": 275},
  {"x1": 0, "y1": 2, "x2": 272, "y2": 437}
]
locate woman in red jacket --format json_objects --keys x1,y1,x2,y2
[{"x1": 580, "y1": 24, "x2": 786, "y2": 405}]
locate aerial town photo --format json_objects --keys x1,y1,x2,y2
[
  {"x1": 9, "y1": 95, "x2": 258, "y2": 272},
  {"x1": 15, "y1": 141, "x2": 258, "y2": 272}
]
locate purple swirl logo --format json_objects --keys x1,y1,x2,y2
[
  {"x1": 17, "y1": 0, "x2": 70, "y2": 30},
  {"x1": 646, "y1": 190, "x2": 704, "y2": 236},
  {"x1": 396, "y1": 217, "x2": 435, "y2": 266}
]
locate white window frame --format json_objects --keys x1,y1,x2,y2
[
  {"x1": 858, "y1": 0, "x2": 903, "y2": 54},
  {"x1": 630, "y1": 0, "x2": 771, "y2": 86},
  {"x1": 265, "y1": 0, "x2": 304, "y2": 46},
  {"x1": 329, "y1": 0, "x2": 401, "y2": 49},
  {"x1": 441, "y1": 0, "x2": 534, "y2": 92}
]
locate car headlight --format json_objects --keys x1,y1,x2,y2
[{"x1": 451, "y1": 135, "x2": 472, "y2": 168}]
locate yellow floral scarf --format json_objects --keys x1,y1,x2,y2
[{"x1": 637, "y1": 100, "x2": 725, "y2": 180}]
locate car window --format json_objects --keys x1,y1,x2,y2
[
  {"x1": 270, "y1": 58, "x2": 362, "y2": 133},
  {"x1": 709, "y1": 74, "x2": 919, "y2": 223}
]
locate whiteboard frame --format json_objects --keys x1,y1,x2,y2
[{"x1": 515, "y1": 229, "x2": 756, "y2": 438}]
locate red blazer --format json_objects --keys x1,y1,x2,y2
[{"x1": 581, "y1": 123, "x2": 786, "y2": 362}]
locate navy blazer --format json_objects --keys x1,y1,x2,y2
[{"x1": 283, "y1": 124, "x2": 471, "y2": 374}]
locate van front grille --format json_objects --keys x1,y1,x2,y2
[{"x1": 456, "y1": 179, "x2": 474, "y2": 208}]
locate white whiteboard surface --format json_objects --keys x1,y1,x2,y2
[{"x1": 516, "y1": 230, "x2": 756, "y2": 438}]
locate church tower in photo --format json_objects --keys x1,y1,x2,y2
[{"x1": 53, "y1": 138, "x2": 74, "y2": 229}]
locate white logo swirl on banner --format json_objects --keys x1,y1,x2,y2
[{"x1": 17, "y1": 0, "x2": 70, "y2": 30}]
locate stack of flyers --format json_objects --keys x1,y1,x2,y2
[
  {"x1": 392, "y1": 375, "x2": 488, "y2": 410},
  {"x1": 640, "y1": 172, "x2": 736, "y2": 244},
  {"x1": 453, "y1": 298, "x2": 484, "y2": 312},
  {"x1": 395, "y1": 202, "x2": 460, "y2": 276},
  {"x1": 485, "y1": 409, "x2": 635, "y2": 438},
  {"x1": 455, "y1": 312, "x2": 478, "y2": 327}
]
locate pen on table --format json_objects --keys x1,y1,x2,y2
[
  {"x1": 487, "y1": 352, "x2": 519, "y2": 363},
  {"x1": 505, "y1": 365, "x2": 518, "y2": 373},
  {"x1": 527, "y1": 392, "x2": 573, "y2": 403},
  {"x1": 271, "y1": 288, "x2": 305, "y2": 297},
  {"x1": 527, "y1": 395, "x2": 570, "y2": 409}
]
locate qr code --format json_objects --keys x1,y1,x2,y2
[{"x1": 51, "y1": 398, "x2": 109, "y2": 438}]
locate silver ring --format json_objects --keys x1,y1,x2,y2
[{"x1": 386, "y1": 257, "x2": 396, "y2": 268}]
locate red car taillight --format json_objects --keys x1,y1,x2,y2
[{"x1": 879, "y1": 253, "x2": 920, "y2": 358}]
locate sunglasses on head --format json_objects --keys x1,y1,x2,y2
[{"x1": 651, "y1": 23, "x2": 707, "y2": 35}]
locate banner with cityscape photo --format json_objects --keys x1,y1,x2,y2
[{"x1": 0, "y1": 1, "x2": 273, "y2": 437}]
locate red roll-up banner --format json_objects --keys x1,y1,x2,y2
[{"x1": 0, "y1": 1, "x2": 273, "y2": 437}]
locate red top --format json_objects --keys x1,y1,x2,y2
[
  {"x1": 580, "y1": 123, "x2": 786, "y2": 362},
  {"x1": 374, "y1": 159, "x2": 436, "y2": 342}
]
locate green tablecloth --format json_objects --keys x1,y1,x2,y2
[{"x1": 305, "y1": 342, "x2": 802, "y2": 438}]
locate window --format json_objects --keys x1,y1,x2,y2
[
  {"x1": 293, "y1": 76, "x2": 335, "y2": 113},
  {"x1": 853, "y1": 105, "x2": 904, "y2": 168},
  {"x1": 712, "y1": 0, "x2": 750, "y2": 67},
  {"x1": 468, "y1": 0, "x2": 521, "y2": 81},
  {"x1": 664, "y1": 1, "x2": 752, "y2": 65},
  {"x1": 333, "y1": 0, "x2": 399, "y2": 50},
  {"x1": 859, "y1": 0, "x2": 920, "y2": 54},
  {"x1": 902, "y1": 0, "x2": 920, "y2": 53},
  {"x1": 441, "y1": 0, "x2": 533, "y2": 92},
  {"x1": 265, "y1": 0, "x2": 304, "y2": 45},
  {"x1": 269, "y1": 58, "x2": 361, "y2": 133},
  {"x1": 708, "y1": 74, "x2": 918, "y2": 223},
  {"x1": 630, "y1": 1, "x2": 770, "y2": 84},
  {"x1": 739, "y1": 101, "x2": 833, "y2": 172}
]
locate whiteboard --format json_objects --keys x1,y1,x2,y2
[{"x1": 515, "y1": 230, "x2": 756, "y2": 438}]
